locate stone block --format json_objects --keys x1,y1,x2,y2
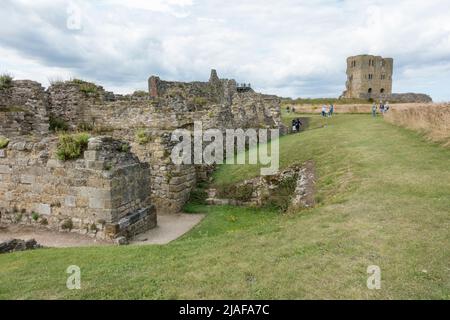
[
  {"x1": 169, "y1": 184, "x2": 188, "y2": 193},
  {"x1": 46, "y1": 159, "x2": 63, "y2": 168},
  {"x1": 83, "y1": 150, "x2": 99, "y2": 161},
  {"x1": 89, "y1": 197, "x2": 105, "y2": 209},
  {"x1": 86, "y1": 160, "x2": 105, "y2": 170},
  {"x1": 0, "y1": 165, "x2": 10, "y2": 174},
  {"x1": 20, "y1": 175, "x2": 35, "y2": 185},
  {"x1": 35, "y1": 203, "x2": 51, "y2": 216},
  {"x1": 64, "y1": 196, "x2": 77, "y2": 208}
]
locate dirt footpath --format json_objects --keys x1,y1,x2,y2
[{"x1": 0, "y1": 213, "x2": 205, "y2": 248}]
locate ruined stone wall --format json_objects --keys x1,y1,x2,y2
[
  {"x1": 389, "y1": 93, "x2": 433, "y2": 103},
  {"x1": 129, "y1": 132, "x2": 197, "y2": 213},
  {"x1": 0, "y1": 80, "x2": 49, "y2": 136},
  {"x1": 83, "y1": 72, "x2": 285, "y2": 212},
  {"x1": 47, "y1": 81, "x2": 106, "y2": 129},
  {"x1": 0, "y1": 111, "x2": 33, "y2": 137},
  {"x1": 206, "y1": 162, "x2": 316, "y2": 211},
  {"x1": 0, "y1": 136, "x2": 155, "y2": 239},
  {"x1": 0, "y1": 71, "x2": 285, "y2": 215}
]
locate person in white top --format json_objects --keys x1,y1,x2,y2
[{"x1": 321, "y1": 105, "x2": 328, "y2": 117}]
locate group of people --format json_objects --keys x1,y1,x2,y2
[
  {"x1": 372, "y1": 101, "x2": 390, "y2": 117},
  {"x1": 286, "y1": 106, "x2": 295, "y2": 113},
  {"x1": 321, "y1": 104, "x2": 334, "y2": 117},
  {"x1": 291, "y1": 118, "x2": 303, "y2": 133}
]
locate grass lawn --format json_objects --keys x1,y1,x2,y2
[{"x1": 0, "y1": 114, "x2": 449, "y2": 299}]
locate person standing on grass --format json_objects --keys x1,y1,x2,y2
[
  {"x1": 329, "y1": 104, "x2": 334, "y2": 117},
  {"x1": 322, "y1": 105, "x2": 328, "y2": 117},
  {"x1": 372, "y1": 103, "x2": 377, "y2": 117},
  {"x1": 292, "y1": 119, "x2": 297, "y2": 133},
  {"x1": 295, "y1": 118, "x2": 302, "y2": 132},
  {"x1": 385, "y1": 101, "x2": 390, "y2": 113}
]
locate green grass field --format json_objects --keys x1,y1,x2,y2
[{"x1": 0, "y1": 114, "x2": 449, "y2": 299}]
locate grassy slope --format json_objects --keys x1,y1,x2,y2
[{"x1": 0, "y1": 115, "x2": 449, "y2": 299}]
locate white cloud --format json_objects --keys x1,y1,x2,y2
[{"x1": 1, "y1": 0, "x2": 450, "y2": 100}]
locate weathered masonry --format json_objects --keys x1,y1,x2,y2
[
  {"x1": 342, "y1": 54, "x2": 394, "y2": 100},
  {"x1": 0, "y1": 137, "x2": 155, "y2": 239},
  {"x1": 0, "y1": 70, "x2": 285, "y2": 239}
]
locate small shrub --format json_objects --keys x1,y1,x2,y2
[
  {"x1": 119, "y1": 143, "x2": 130, "y2": 153},
  {"x1": 79, "y1": 83, "x2": 98, "y2": 95},
  {"x1": 32, "y1": 212, "x2": 40, "y2": 221},
  {"x1": 191, "y1": 96, "x2": 209, "y2": 107},
  {"x1": 48, "y1": 77, "x2": 65, "y2": 86},
  {"x1": 315, "y1": 194, "x2": 324, "y2": 205},
  {"x1": 263, "y1": 176, "x2": 297, "y2": 212},
  {"x1": 70, "y1": 79, "x2": 98, "y2": 96},
  {"x1": 92, "y1": 125, "x2": 115, "y2": 135},
  {"x1": 49, "y1": 116, "x2": 69, "y2": 132},
  {"x1": 89, "y1": 223, "x2": 98, "y2": 232},
  {"x1": 135, "y1": 128, "x2": 150, "y2": 145},
  {"x1": 56, "y1": 133, "x2": 90, "y2": 161},
  {"x1": 2, "y1": 106, "x2": 25, "y2": 113},
  {"x1": 133, "y1": 90, "x2": 148, "y2": 97},
  {"x1": 219, "y1": 184, "x2": 254, "y2": 202},
  {"x1": 40, "y1": 218, "x2": 48, "y2": 226},
  {"x1": 189, "y1": 188, "x2": 208, "y2": 205},
  {"x1": 0, "y1": 74, "x2": 13, "y2": 90},
  {"x1": 61, "y1": 219, "x2": 73, "y2": 230},
  {"x1": 0, "y1": 136, "x2": 9, "y2": 149},
  {"x1": 77, "y1": 122, "x2": 94, "y2": 132},
  {"x1": 14, "y1": 213, "x2": 23, "y2": 223}
]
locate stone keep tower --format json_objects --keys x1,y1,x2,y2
[{"x1": 342, "y1": 55, "x2": 393, "y2": 99}]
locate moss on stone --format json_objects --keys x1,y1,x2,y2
[
  {"x1": 0, "y1": 136, "x2": 10, "y2": 149},
  {"x1": 135, "y1": 128, "x2": 151, "y2": 145},
  {"x1": 49, "y1": 116, "x2": 69, "y2": 132}
]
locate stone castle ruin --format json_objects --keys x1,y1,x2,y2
[
  {"x1": 342, "y1": 54, "x2": 394, "y2": 100},
  {"x1": 0, "y1": 70, "x2": 285, "y2": 240},
  {"x1": 342, "y1": 54, "x2": 432, "y2": 103}
]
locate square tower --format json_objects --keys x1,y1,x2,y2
[{"x1": 343, "y1": 55, "x2": 393, "y2": 100}]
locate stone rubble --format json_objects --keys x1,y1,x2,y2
[{"x1": 0, "y1": 238, "x2": 42, "y2": 254}]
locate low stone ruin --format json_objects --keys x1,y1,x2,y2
[
  {"x1": 0, "y1": 136, "x2": 156, "y2": 240},
  {"x1": 388, "y1": 93, "x2": 433, "y2": 103},
  {"x1": 206, "y1": 161, "x2": 316, "y2": 211},
  {"x1": 0, "y1": 238, "x2": 42, "y2": 254}
]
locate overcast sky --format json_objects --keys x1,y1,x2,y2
[{"x1": 1, "y1": 0, "x2": 450, "y2": 101}]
